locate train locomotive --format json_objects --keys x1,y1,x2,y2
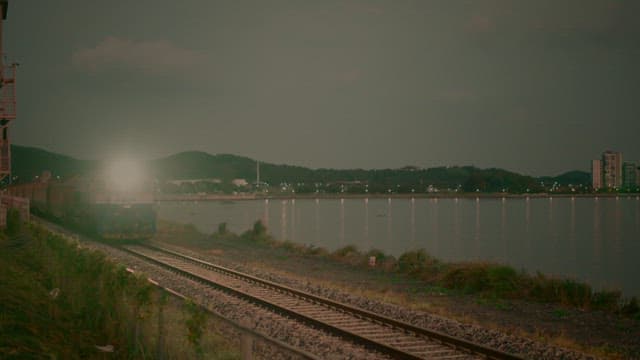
[{"x1": 7, "y1": 170, "x2": 156, "y2": 241}]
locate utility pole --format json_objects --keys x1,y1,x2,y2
[{"x1": 0, "y1": 1, "x2": 17, "y2": 185}]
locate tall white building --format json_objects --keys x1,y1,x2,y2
[{"x1": 602, "y1": 150, "x2": 623, "y2": 189}]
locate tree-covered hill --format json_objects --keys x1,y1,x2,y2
[
  {"x1": 9, "y1": 144, "x2": 590, "y2": 193},
  {"x1": 10, "y1": 145, "x2": 95, "y2": 182}
]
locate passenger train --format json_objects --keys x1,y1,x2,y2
[{"x1": 7, "y1": 171, "x2": 156, "y2": 240}]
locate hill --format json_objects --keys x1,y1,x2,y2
[
  {"x1": 10, "y1": 145, "x2": 95, "y2": 182},
  {"x1": 9, "y1": 145, "x2": 590, "y2": 192},
  {"x1": 539, "y1": 170, "x2": 591, "y2": 186}
]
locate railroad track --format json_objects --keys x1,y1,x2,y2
[{"x1": 121, "y1": 244, "x2": 523, "y2": 360}]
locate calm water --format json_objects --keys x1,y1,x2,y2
[{"x1": 157, "y1": 197, "x2": 640, "y2": 296}]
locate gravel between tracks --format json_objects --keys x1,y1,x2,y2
[
  {"x1": 76, "y1": 239, "x2": 394, "y2": 360},
  {"x1": 39, "y1": 219, "x2": 601, "y2": 360},
  {"x1": 152, "y1": 241, "x2": 601, "y2": 360}
]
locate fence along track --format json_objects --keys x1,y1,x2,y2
[{"x1": 122, "y1": 244, "x2": 523, "y2": 360}]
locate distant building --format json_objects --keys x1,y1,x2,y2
[
  {"x1": 623, "y1": 162, "x2": 638, "y2": 188},
  {"x1": 232, "y1": 178, "x2": 249, "y2": 187},
  {"x1": 591, "y1": 159, "x2": 602, "y2": 190},
  {"x1": 602, "y1": 150, "x2": 623, "y2": 189},
  {"x1": 167, "y1": 178, "x2": 221, "y2": 185}
]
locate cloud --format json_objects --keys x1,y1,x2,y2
[
  {"x1": 436, "y1": 88, "x2": 476, "y2": 103},
  {"x1": 467, "y1": 14, "x2": 494, "y2": 33},
  {"x1": 72, "y1": 36, "x2": 205, "y2": 74},
  {"x1": 339, "y1": 68, "x2": 362, "y2": 84}
]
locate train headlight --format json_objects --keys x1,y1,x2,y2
[{"x1": 107, "y1": 159, "x2": 144, "y2": 192}]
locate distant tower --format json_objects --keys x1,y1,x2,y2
[
  {"x1": 591, "y1": 159, "x2": 602, "y2": 190},
  {"x1": 602, "y1": 150, "x2": 622, "y2": 189},
  {"x1": 0, "y1": 1, "x2": 17, "y2": 184}
]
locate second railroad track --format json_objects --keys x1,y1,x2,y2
[{"x1": 121, "y1": 244, "x2": 523, "y2": 360}]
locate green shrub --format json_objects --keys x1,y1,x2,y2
[
  {"x1": 6, "y1": 208, "x2": 22, "y2": 236},
  {"x1": 366, "y1": 249, "x2": 387, "y2": 263},
  {"x1": 217, "y1": 222, "x2": 228, "y2": 235},
  {"x1": 241, "y1": 220, "x2": 272, "y2": 243},
  {"x1": 443, "y1": 265, "x2": 490, "y2": 293},
  {"x1": 621, "y1": 297, "x2": 640, "y2": 316},
  {"x1": 486, "y1": 265, "x2": 520, "y2": 296},
  {"x1": 559, "y1": 280, "x2": 592, "y2": 307},
  {"x1": 591, "y1": 290, "x2": 622, "y2": 311},
  {"x1": 397, "y1": 250, "x2": 438, "y2": 277},
  {"x1": 332, "y1": 245, "x2": 359, "y2": 258}
]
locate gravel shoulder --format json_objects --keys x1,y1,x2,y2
[{"x1": 153, "y1": 228, "x2": 640, "y2": 360}]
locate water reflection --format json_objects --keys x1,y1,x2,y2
[
  {"x1": 569, "y1": 197, "x2": 576, "y2": 276},
  {"x1": 340, "y1": 198, "x2": 345, "y2": 244},
  {"x1": 474, "y1": 198, "x2": 480, "y2": 257},
  {"x1": 432, "y1": 198, "x2": 439, "y2": 254},
  {"x1": 593, "y1": 198, "x2": 602, "y2": 286},
  {"x1": 501, "y1": 197, "x2": 507, "y2": 262},
  {"x1": 410, "y1": 198, "x2": 416, "y2": 247},
  {"x1": 314, "y1": 198, "x2": 319, "y2": 245},
  {"x1": 525, "y1": 197, "x2": 531, "y2": 254},
  {"x1": 387, "y1": 198, "x2": 392, "y2": 244},
  {"x1": 158, "y1": 196, "x2": 640, "y2": 296},
  {"x1": 263, "y1": 199, "x2": 269, "y2": 229},
  {"x1": 280, "y1": 200, "x2": 287, "y2": 240},
  {"x1": 364, "y1": 198, "x2": 369, "y2": 249}
]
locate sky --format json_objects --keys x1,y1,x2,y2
[{"x1": 5, "y1": 0, "x2": 640, "y2": 176}]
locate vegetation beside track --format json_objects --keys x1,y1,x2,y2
[
  {"x1": 0, "y1": 212, "x2": 238, "y2": 359},
  {"x1": 187, "y1": 220, "x2": 640, "y2": 317}
]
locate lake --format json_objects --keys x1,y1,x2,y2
[{"x1": 156, "y1": 196, "x2": 640, "y2": 297}]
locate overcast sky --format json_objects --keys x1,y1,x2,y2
[{"x1": 5, "y1": 0, "x2": 640, "y2": 176}]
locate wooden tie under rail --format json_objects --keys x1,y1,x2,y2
[{"x1": 122, "y1": 244, "x2": 523, "y2": 360}]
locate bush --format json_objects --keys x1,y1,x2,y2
[
  {"x1": 366, "y1": 249, "x2": 387, "y2": 263},
  {"x1": 443, "y1": 265, "x2": 490, "y2": 293},
  {"x1": 621, "y1": 297, "x2": 640, "y2": 316},
  {"x1": 559, "y1": 280, "x2": 592, "y2": 307},
  {"x1": 332, "y1": 245, "x2": 359, "y2": 258},
  {"x1": 217, "y1": 222, "x2": 228, "y2": 235},
  {"x1": 591, "y1": 290, "x2": 622, "y2": 311},
  {"x1": 241, "y1": 220, "x2": 272, "y2": 243},
  {"x1": 397, "y1": 250, "x2": 438, "y2": 277},
  {"x1": 486, "y1": 266, "x2": 520, "y2": 296},
  {"x1": 6, "y1": 208, "x2": 22, "y2": 236},
  {"x1": 251, "y1": 220, "x2": 267, "y2": 237}
]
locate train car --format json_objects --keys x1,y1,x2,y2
[{"x1": 7, "y1": 171, "x2": 156, "y2": 241}]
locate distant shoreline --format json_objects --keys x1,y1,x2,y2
[{"x1": 154, "y1": 192, "x2": 640, "y2": 202}]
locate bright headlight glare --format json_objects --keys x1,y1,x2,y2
[{"x1": 107, "y1": 159, "x2": 144, "y2": 192}]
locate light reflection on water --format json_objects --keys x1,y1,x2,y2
[{"x1": 157, "y1": 197, "x2": 640, "y2": 296}]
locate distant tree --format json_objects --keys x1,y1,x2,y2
[{"x1": 217, "y1": 222, "x2": 228, "y2": 235}]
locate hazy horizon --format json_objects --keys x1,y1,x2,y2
[
  {"x1": 15, "y1": 142, "x2": 596, "y2": 178},
  {"x1": 7, "y1": 1, "x2": 640, "y2": 176}
]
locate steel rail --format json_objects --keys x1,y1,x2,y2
[{"x1": 127, "y1": 244, "x2": 524, "y2": 360}]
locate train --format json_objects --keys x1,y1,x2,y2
[{"x1": 7, "y1": 171, "x2": 156, "y2": 240}]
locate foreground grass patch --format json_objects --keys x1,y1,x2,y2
[{"x1": 1, "y1": 218, "x2": 238, "y2": 359}]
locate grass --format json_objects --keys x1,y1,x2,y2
[
  {"x1": 0, "y1": 213, "x2": 238, "y2": 359},
  {"x1": 207, "y1": 220, "x2": 640, "y2": 318},
  {"x1": 158, "y1": 219, "x2": 639, "y2": 358}
]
